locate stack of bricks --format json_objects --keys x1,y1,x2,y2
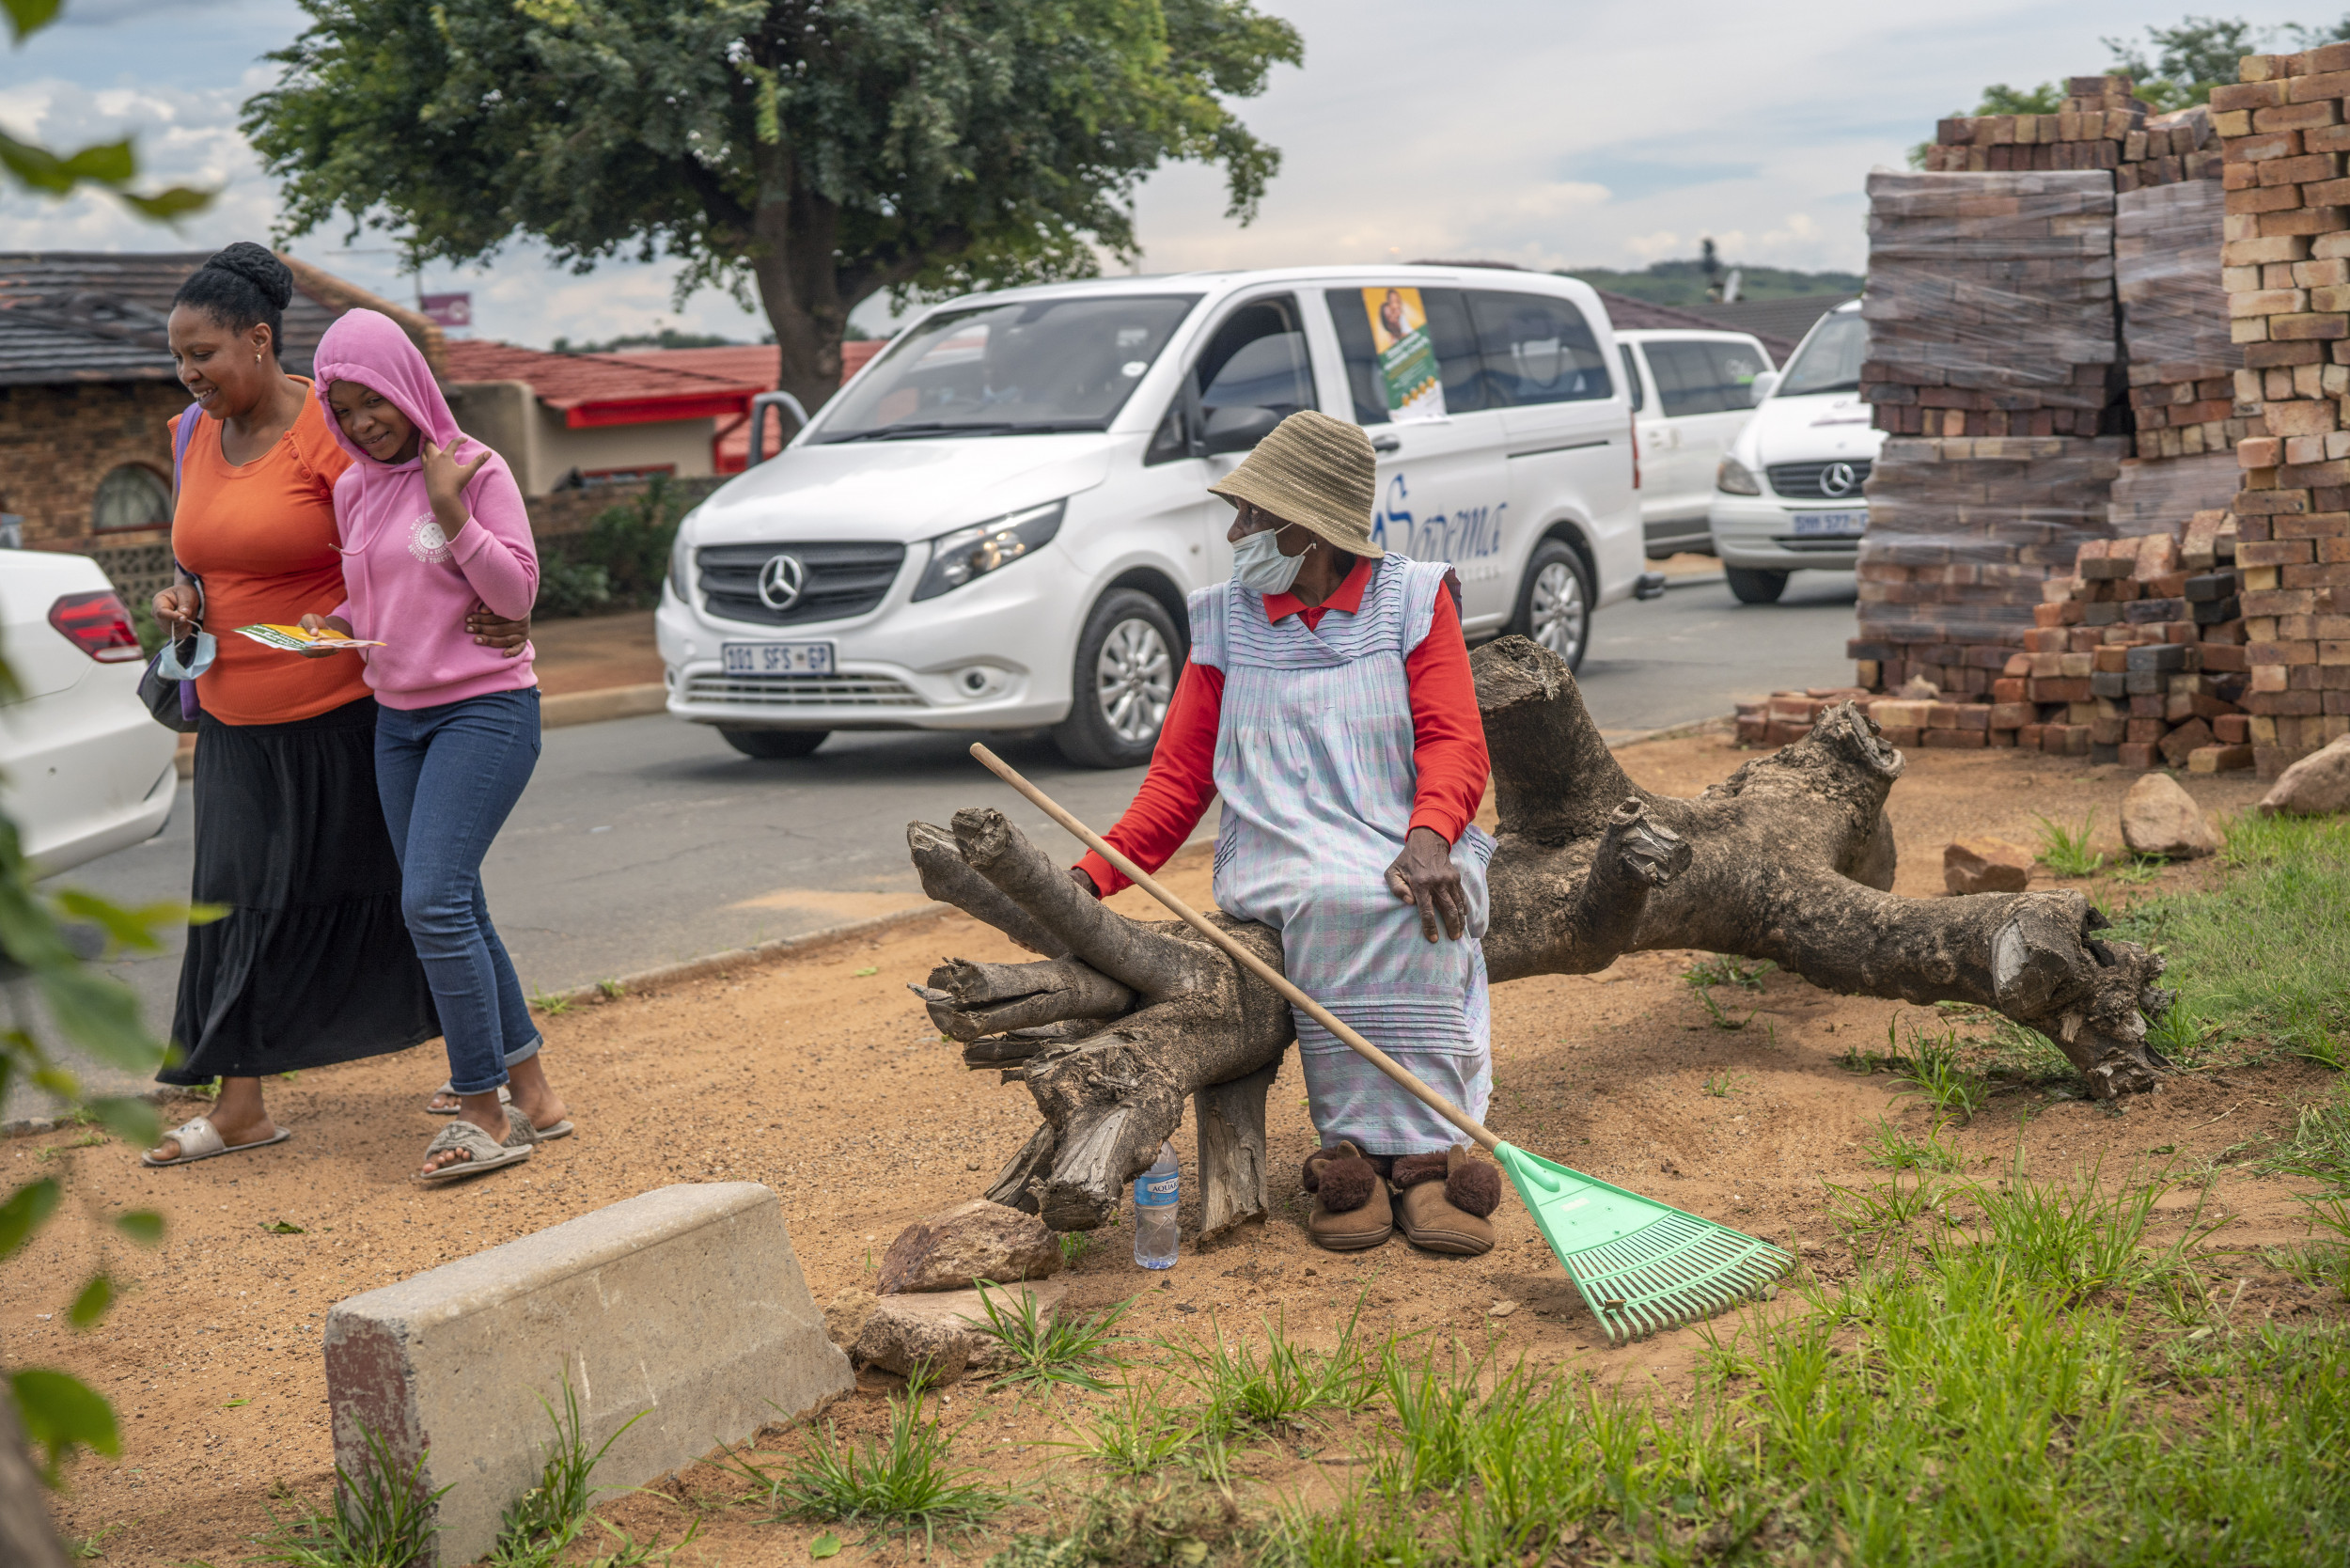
[
  {"x1": 2025, "y1": 522, "x2": 2255, "y2": 769},
  {"x1": 2117, "y1": 179, "x2": 2251, "y2": 463},
  {"x1": 1922, "y1": 79, "x2": 2221, "y2": 193},
  {"x1": 1849, "y1": 434, "x2": 2130, "y2": 697},
  {"x1": 2214, "y1": 41, "x2": 2350, "y2": 776},
  {"x1": 1860, "y1": 169, "x2": 2126, "y2": 438},
  {"x1": 1731, "y1": 687, "x2": 1874, "y2": 747}
]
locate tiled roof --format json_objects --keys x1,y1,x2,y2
[
  {"x1": 605, "y1": 342, "x2": 885, "y2": 468},
  {"x1": 0, "y1": 251, "x2": 440, "y2": 386},
  {"x1": 1670, "y1": 295, "x2": 1856, "y2": 357},
  {"x1": 441, "y1": 337, "x2": 764, "y2": 431},
  {"x1": 1593, "y1": 289, "x2": 1798, "y2": 360}
]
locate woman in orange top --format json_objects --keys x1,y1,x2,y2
[{"x1": 142, "y1": 245, "x2": 528, "y2": 1167}]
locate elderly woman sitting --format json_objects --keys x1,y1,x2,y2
[{"x1": 1069, "y1": 411, "x2": 1503, "y2": 1254}]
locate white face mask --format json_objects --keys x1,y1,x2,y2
[{"x1": 1231, "y1": 525, "x2": 1304, "y2": 595}]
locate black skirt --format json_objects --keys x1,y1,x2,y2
[{"x1": 163, "y1": 697, "x2": 440, "y2": 1084}]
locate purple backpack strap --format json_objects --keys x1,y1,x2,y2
[{"x1": 172, "y1": 403, "x2": 206, "y2": 724}]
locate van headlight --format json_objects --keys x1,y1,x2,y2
[
  {"x1": 667, "y1": 508, "x2": 700, "y2": 600},
  {"x1": 913, "y1": 500, "x2": 1066, "y2": 602},
  {"x1": 1716, "y1": 456, "x2": 1762, "y2": 496}
]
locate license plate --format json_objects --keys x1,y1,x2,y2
[
  {"x1": 1791, "y1": 510, "x2": 1867, "y2": 539},
  {"x1": 722, "y1": 641, "x2": 836, "y2": 675}
]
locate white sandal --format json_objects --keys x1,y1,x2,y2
[
  {"x1": 425, "y1": 1082, "x2": 511, "y2": 1114},
  {"x1": 414, "y1": 1106, "x2": 539, "y2": 1184},
  {"x1": 141, "y1": 1116, "x2": 292, "y2": 1168}
]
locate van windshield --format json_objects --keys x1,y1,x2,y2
[
  {"x1": 1776, "y1": 309, "x2": 1868, "y2": 398},
  {"x1": 816, "y1": 294, "x2": 1200, "y2": 442}
]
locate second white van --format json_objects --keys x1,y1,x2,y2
[{"x1": 658, "y1": 265, "x2": 1656, "y2": 766}]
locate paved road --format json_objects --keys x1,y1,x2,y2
[{"x1": 19, "y1": 571, "x2": 1855, "y2": 1119}]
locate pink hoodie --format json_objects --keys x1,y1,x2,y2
[{"x1": 312, "y1": 308, "x2": 538, "y2": 710}]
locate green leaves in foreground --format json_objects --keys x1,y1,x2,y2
[
  {"x1": 0, "y1": 0, "x2": 212, "y2": 216},
  {"x1": 9, "y1": 1368, "x2": 118, "y2": 1482}
]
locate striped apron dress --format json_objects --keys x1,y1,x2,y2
[{"x1": 1189, "y1": 555, "x2": 1497, "y2": 1156}]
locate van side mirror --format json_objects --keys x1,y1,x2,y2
[
  {"x1": 1203, "y1": 404, "x2": 1281, "y2": 454},
  {"x1": 1747, "y1": 371, "x2": 1780, "y2": 407}
]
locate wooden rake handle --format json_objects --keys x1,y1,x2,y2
[{"x1": 969, "y1": 743, "x2": 1500, "y2": 1153}]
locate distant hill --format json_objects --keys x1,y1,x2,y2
[{"x1": 1558, "y1": 259, "x2": 1863, "y2": 308}]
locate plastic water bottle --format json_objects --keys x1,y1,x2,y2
[{"x1": 1133, "y1": 1142, "x2": 1180, "y2": 1268}]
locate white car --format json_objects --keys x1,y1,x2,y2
[
  {"x1": 1707, "y1": 299, "x2": 1883, "y2": 604},
  {"x1": 0, "y1": 551, "x2": 177, "y2": 875},
  {"x1": 659, "y1": 266, "x2": 1659, "y2": 766},
  {"x1": 1612, "y1": 329, "x2": 1776, "y2": 558}
]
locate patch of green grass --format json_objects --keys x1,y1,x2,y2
[
  {"x1": 251, "y1": 1422, "x2": 448, "y2": 1568},
  {"x1": 487, "y1": 1375, "x2": 644, "y2": 1567},
  {"x1": 1892, "y1": 1023, "x2": 1989, "y2": 1122},
  {"x1": 1058, "y1": 1231, "x2": 1089, "y2": 1268},
  {"x1": 2033, "y1": 809, "x2": 2107, "y2": 877},
  {"x1": 1163, "y1": 1295, "x2": 1379, "y2": 1434},
  {"x1": 2261, "y1": 1080, "x2": 2350, "y2": 1194},
  {"x1": 1863, "y1": 1116, "x2": 1964, "y2": 1173},
  {"x1": 1691, "y1": 986, "x2": 1760, "y2": 1032},
  {"x1": 734, "y1": 1372, "x2": 1007, "y2": 1551},
  {"x1": 1683, "y1": 954, "x2": 1776, "y2": 991},
  {"x1": 2106, "y1": 812, "x2": 2350, "y2": 1069},
  {"x1": 527, "y1": 989, "x2": 573, "y2": 1017},
  {"x1": 1823, "y1": 1171, "x2": 1949, "y2": 1238},
  {"x1": 1700, "y1": 1071, "x2": 1747, "y2": 1098},
  {"x1": 968, "y1": 1282, "x2": 1132, "y2": 1393},
  {"x1": 596, "y1": 979, "x2": 626, "y2": 1001},
  {"x1": 1059, "y1": 1377, "x2": 1200, "y2": 1477}
]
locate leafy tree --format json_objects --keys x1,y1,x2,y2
[
  {"x1": 2105, "y1": 15, "x2": 2267, "y2": 108},
  {"x1": 0, "y1": 0, "x2": 210, "y2": 215},
  {"x1": 244, "y1": 0, "x2": 1305, "y2": 414}
]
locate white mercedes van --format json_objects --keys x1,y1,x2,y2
[
  {"x1": 1706, "y1": 299, "x2": 1882, "y2": 604},
  {"x1": 657, "y1": 266, "x2": 1651, "y2": 766}
]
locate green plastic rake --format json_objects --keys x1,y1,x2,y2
[{"x1": 972, "y1": 744, "x2": 1794, "y2": 1343}]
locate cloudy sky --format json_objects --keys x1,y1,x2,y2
[{"x1": 1, "y1": 0, "x2": 2331, "y2": 347}]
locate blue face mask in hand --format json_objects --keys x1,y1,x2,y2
[
  {"x1": 1231, "y1": 525, "x2": 1304, "y2": 595},
  {"x1": 157, "y1": 631, "x2": 216, "y2": 681}
]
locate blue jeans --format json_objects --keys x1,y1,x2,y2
[{"x1": 374, "y1": 688, "x2": 542, "y2": 1095}]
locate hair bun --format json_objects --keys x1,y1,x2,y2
[{"x1": 200, "y1": 242, "x2": 293, "y2": 311}]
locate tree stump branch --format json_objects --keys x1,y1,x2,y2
[{"x1": 910, "y1": 636, "x2": 2170, "y2": 1231}]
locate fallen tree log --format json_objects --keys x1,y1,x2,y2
[{"x1": 908, "y1": 636, "x2": 2170, "y2": 1235}]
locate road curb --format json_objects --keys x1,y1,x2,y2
[
  {"x1": 538, "y1": 902, "x2": 959, "y2": 1011},
  {"x1": 1601, "y1": 713, "x2": 1736, "y2": 749},
  {"x1": 541, "y1": 682, "x2": 668, "y2": 729}
]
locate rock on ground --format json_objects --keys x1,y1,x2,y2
[
  {"x1": 878, "y1": 1199, "x2": 1060, "y2": 1294},
  {"x1": 2260, "y1": 733, "x2": 2350, "y2": 816},
  {"x1": 824, "y1": 1284, "x2": 876, "y2": 1349},
  {"x1": 2121, "y1": 773, "x2": 2220, "y2": 858},
  {"x1": 1942, "y1": 838, "x2": 2032, "y2": 894},
  {"x1": 852, "y1": 1281, "x2": 1069, "y2": 1384}
]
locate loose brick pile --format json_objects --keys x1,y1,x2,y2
[
  {"x1": 1860, "y1": 169, "x2": 2124, "y2": 438},
  {"x1": 1756, "y1": 525, "x2": 2256, "y2": 768},
  {"x1": 2212, "y1": 41, "x2": 2350, "y2": 776},
  {"x1": 1920, "y1": 77, "x2": 2219, "y2": 192}
]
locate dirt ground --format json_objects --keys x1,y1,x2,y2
[{"x1": 11, "y1": 734, "x2": 2337, "y2": 1565}]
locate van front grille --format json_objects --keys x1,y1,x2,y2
[
  {"x1": 682, "y1": 673, "x2": 926, "y2": 708},
  {"x1": 1766, "y1": 460, "x2": 1872, "y2": 500},
  {"x1": 696, "y1": 541, "x2": 905, "y2": 626}
]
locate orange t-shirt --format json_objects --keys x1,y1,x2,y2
[{"x1": 170, "y1": 384, "x2": 369, "y2": 726}]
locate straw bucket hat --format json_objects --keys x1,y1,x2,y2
[{"x1": 1207, "y1": 410, "x2": 1384, "y2": 558}]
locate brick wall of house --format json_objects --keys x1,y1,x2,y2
[{"x1": 0, "y1": 381, "x2": 183, "y2": 553}]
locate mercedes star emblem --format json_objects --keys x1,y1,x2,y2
[
  {"x1": 756, "y1": 553, "x2": 807, "y2": 611},
  {"x1": 1820, "y1": 461, "x2": 1858, "y2": 497}
]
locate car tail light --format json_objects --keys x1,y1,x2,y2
[
  {"x1": 1629, "y1": 413, "x2": 1641, "y2": 490},
  {"x1": 49, "y1": 590, "x2": 146, "y2": 663}
]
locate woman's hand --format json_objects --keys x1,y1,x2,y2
[
  {"x1": 465, "y1": 602, "x2": 531, "y2": 659},
  {"x1": 422, "y1": 439, "x2": 493, "y2": 532},
  {"x1": 1385, "y1": 825, "x2": 1467, "y2": 943},
  {"x1": 151, "y1": 583, "x2": 200, "y2": 635},
  {"x1": 296, "y1": 612, "x2": 356, "y2": 658}
]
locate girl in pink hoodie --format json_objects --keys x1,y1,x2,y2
[{"x1": 305, "y1": 308, "x2": 569, "y2": 1184}]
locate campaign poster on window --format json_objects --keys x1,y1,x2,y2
[{"x1": 1361, "y1": 287, "x2": 1446, "y2": 422}]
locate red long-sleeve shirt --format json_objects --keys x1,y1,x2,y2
[{"x1": 1076, "y1": 557, "x2": 1490, "y2": 897}]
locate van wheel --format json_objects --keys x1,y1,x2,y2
[
  {"x1": 720, "y1": 728, "x2": 828, "y2": 759},
  {"x1": 1725, "y1": 567, "x2": 1789, "y2": 604},
  {"x1": 1053, "y1": 589, "x2": 1179, "y2": 769},
  {"x1": 1510, "y1": 541, "x2": 1591, "y2": 671}
]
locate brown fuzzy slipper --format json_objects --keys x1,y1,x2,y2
[
  {"x1": 1392, "y1": 1145, "x2": 1497, "y2": 1256},
  {"x1": 1303, "y1": 1140, "x2": 1391, "y2": 1251}
]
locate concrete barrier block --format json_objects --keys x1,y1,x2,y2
[{"x1": 325, "y1": 1183, "x2": 851, "y2": 1566}]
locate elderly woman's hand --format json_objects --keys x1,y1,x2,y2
[{"x1": 1385, "y1": 825, "x2": 1467, "y2": 942}]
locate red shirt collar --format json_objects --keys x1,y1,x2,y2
[{"x1": 1263, "y1": 555, "x2": 1376, "y2": 623}]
